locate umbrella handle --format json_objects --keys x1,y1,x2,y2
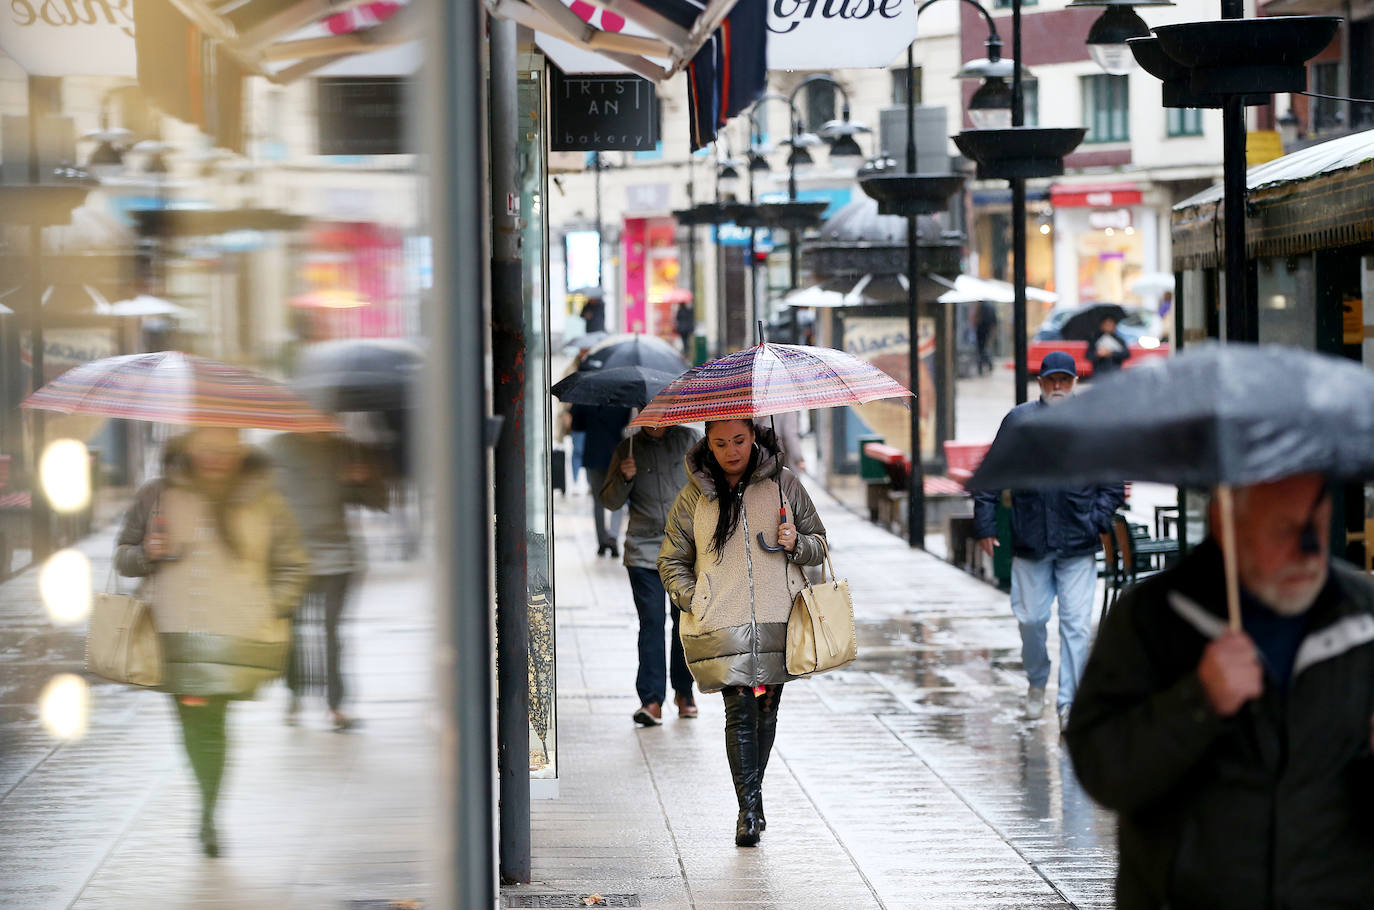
[
  {"x1": 756, "y1": 503, "x2": 789, "y2": 554},
  {"x1": 1216, "y1": 484, "x2": 1242, "y2": 632}
]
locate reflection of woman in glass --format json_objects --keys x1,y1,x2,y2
[
  {"x1": 658, "y1": 421, "x2": 828, "y2": 847},
  {"x1": 116, "y1": 429, "x2": 307, "y2": 857}
]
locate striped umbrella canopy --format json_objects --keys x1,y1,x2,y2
[
  {"x1": 629, "y1": 342, "x2": 912, "y2": 429},
  {"x1": 22, "y1": 351, "x2": 341, "y2": 433}
]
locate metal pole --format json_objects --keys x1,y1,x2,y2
[
  {"x1": 1011, "y1": 0, "x2": 1030, "y2": 404},
  {"x1": 593, "y1": 151, "x2": 604, "y2": 299},
  {"x1": 905, "y1": 44, "x2": 926, "y2": 548},
  {"x1": 27, "y1": 77, "x2": 52, "y2": 561},
  {"x1": 488, "y1": 15, "x2": 530, "y2": 885},
  {"x1": 426, "y1": 0, "x2": 496, "y2": 906},
  {"x1": 788, "y1": 118, "x2": 800, "y2": 343},
  {"x1": 1219, "y1": 0, "x2": 1251, "y2": 343},
  {"x1": 748, "y1": 152, "x2": 757, "y2": 343},
  {"x1": 687, "y1": 157, "x2": 698, "y2": 360}
]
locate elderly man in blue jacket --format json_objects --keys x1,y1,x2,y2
[{"x1": 974, "y1": 351, "x2": 1125, "y2": 729}]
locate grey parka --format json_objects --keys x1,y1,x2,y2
[{"x1": 599, "y1": 426, "x2": 701, "y2": 569}]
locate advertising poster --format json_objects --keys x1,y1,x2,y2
[{"x1": 842, "y1": 316, "x2": 935, "y2": 460}]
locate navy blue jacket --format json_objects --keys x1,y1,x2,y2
[
  {"x1": 570, "y1": 403, "x2": 631, "y2": 473},
  {"x1": 972, "y1": 400, "x2": 1125, "y2": 559}
]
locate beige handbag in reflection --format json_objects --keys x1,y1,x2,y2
[
  {"x1": 785, "y1": 539, "x2": 857, "y2": 677},
  {"x1": 87, "y1": 566, "x2": 163, "y2": 688}
]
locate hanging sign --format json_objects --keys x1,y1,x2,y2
[
  {"x1": 550, "y1": 70, "x2": 659, "y2": 151},
  {"x1": 767, "y1": 0, "x2": 918, "y2": 70},
  {"x1": 0, "y1": 0, "x2": 136, "y2": 75}
]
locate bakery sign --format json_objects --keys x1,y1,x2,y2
[
  {"x1": 0, "y1": 0, "x2": 136, "y2": 76},
  {"x1": 767, "y1": 0, "x2": 918, "y2": 70}
]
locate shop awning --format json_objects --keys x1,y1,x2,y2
[
  {"x1": 1172, "y1": 127, "x2": 1374, "y2": 268},
  {"x1": 1049, "y1": 183, "x2": 1142, "y2": 208}
]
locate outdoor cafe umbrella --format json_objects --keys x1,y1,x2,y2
[
  {"x1": 966, "y1": 343, "x2": 1374, "y2": 629},
  {"x1": 632, "y1": 336, "x2": 912, "y2": 550},
  {"x1": 22, "y1": 350, "x2": 340, "y2": 433}
]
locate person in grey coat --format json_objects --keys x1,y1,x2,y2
[
  {"x1": 268, "y1": 433, "x2": 389, "y2": 732},
  {"x1": 601, "y1": 424, "x2": 702, "y2": 726}
]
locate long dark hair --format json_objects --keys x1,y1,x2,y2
[{"x1": 704, "y1": 420, "x2": 760, "y2": 561}]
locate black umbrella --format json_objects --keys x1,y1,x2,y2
[
  {"x1": 967, "y1": 344, "x2": 1374, "y2": 629},
  {"x1": 561, "y1": 330, "x2": 609, "y2": 354},
  {"x1": 293, "y1": 338, "x2": 423, "y2": 412},
  {"x1": 1060, "y1": 303, "x2": 1128, "y2": 342},
  {"x1": 553, "y1": 364, "x2": 687, "y2": 459},
  {"x1": 580, "y1": 332, "x2": 689, "y2": 374},
  {"x1": 551, "y1": 365, "x2": 683, "y2": 409}
]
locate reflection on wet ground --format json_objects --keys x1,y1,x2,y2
[{"x1": 837, "y1": 608, "x2": 1117, "y2": 909}]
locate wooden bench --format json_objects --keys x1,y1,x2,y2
[{"x1": 861, "y1": 442, "x2": 974, "y2": 534}]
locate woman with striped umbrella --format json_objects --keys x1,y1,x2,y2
[
  {"x1": 650, "y1": 337, "x2": 910, "y2": 847},
  {"x1": 25, "y1": 352, "x2": 335, "y2": 858}
]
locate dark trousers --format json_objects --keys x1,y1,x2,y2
[
  {"x1": 172, "y1": 695, "x2": 230, "y2": 828},
  {"x1": 627, "y1": 566, "x2": 693, "y2": 706},
  {"x1": 584, "y1": 467, "x2": 623, "y2": 549},
  {"x1": 286, "y1": 573, "x2": 354, "y2": 711}
]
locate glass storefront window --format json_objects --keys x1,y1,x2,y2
[{"x1": 520, "y1": 61, "x2": 558, "y2": 792}]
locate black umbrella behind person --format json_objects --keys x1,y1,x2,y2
[
  {"x1": 1060, "y1": 303, "x2": 1128, "y2": 342},
  {"x1": 967, "y1": 343, "x2": 1374, "y2": 630},
  {"x1": 553, "y1": 365, "x2": 687, "y2": 459},
  {"x1": 294, "y1": 338, "x2": 423, "y2": 412},
  {"x1": 580, "y1": 332, "x2": 690, "y2": 374}
]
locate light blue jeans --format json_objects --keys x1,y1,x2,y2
[{"x1": 1011, "y1": 553, "x2": 1097, "y2": 711}]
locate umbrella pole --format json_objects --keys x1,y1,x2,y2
[{"x1": 1217, "y1": 484, "x2": 1242, "y2": 632}]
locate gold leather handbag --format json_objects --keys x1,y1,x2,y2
[
  {"x1": 87, "y1": 567, "x2": 163, "y2": 688},
  {"x1": 785, "y1": 539, "x2": 857, "y2": 676}
]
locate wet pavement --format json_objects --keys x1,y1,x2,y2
[{"x1": 0, "y1": 463, "x2": 1119, "y2": 909}]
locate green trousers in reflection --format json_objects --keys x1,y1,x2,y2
[{"x1": 172, "y1": 695, "x2": 229, "y2": 829}]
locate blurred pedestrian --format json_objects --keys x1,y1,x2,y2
[
  {"x1": 116, "y1": 428, "x2": 308, "y2": 857},
  {"x1": 581, "y1": 290, "x2": 607, "y2": 334},
  {"x1": 973, "y1": 352, "x2": 1125, "y2": 729},
  {"x1": 774, "y1": 410, "x2": 807, "y2": 474},
  {"x1": 1087, "y1": 315, "x2": 1130, "y2": 377},
  {"x1": 1065, "y1": 472, "x2": 1374, "y2": 909},
  {"x1": 600, "y1": 422, "x2": 701, "y2": 725},
  {"x1": 975, "y1": 299, "x2": 998, "y2": 375},
  {"x1": 572, "y1": 402, "x2": 629, "y2": 556},
  {"x1": 675, "y1": 300, "x2": 696, "y2": 358},
  {"x1": 269, "y1": 432, "x2": 389, "y2": 732},
  {"x1": 658, "y1": 420, "x2": 827, "y2": 846}
]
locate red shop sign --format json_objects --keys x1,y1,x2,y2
[{"x1": 1050, "y1": 184, "x2": 1142, "y2": 208}]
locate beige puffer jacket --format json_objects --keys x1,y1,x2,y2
[
  {"x1": 115, "y1": 437, "x2": 308, "y2": 698},
  {"x1": 657, "y1": 429, "x2": 827, "y2": 693}
]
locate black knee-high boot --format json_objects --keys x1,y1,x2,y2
[
  {"x1": 722, "y1": 688, "x2": 763, "y2": 847},
  {"x1": 756, "y1": 685, "x2": 783, "y2": 831}
]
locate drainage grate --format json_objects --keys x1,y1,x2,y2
[{"x1": 505, "y1": 895, "x2": 641, "y2": 908}]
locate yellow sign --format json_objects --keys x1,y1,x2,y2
[
  {"x1": 1343, "y1": 295, "x2": 1364, "y2": 346},
  {"x1": 1247, "y1": 130, "x2": 1285, "y2": 166}
]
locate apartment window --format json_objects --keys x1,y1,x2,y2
[
  {"x1": 890, "y1": 67, "x2": 923, "y2": 105},
  {"x1": 805, "y1": 79, "x2": 836, "y2": 134},
  {"x1": 1167, "y1": 107, "x2": 1203, "y2": 137},
  {"x1": 1082, "y1": 74, "x2": 1129, "y2": 143},
  {"x1": 1313, "y1": 61, "x2": 1342, "y2": 132},
  {"x1": 994, "y1": 0, "x2": 1035, "y2": 8}
]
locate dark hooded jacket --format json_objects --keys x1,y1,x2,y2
[
  {"x1": 972, "y1": 400, "x2": 1125, "y2": 558},
  {"x1": 657, "y1": 427, "x2": 826, "y2": 692},
  {"x1": 1065, "y1": 540, "x2": 1374, "y2": 910}
]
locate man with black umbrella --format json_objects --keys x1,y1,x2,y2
[
  {"x1": 974, "y1": 351, "x2": 1125, "y2": 729},
  {"x1": 601, "y1": 422, "x2": 702, "y2": 725},
  {"x1": 1065, "y1": 472, "x2": 1374, "y2": 909}
]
